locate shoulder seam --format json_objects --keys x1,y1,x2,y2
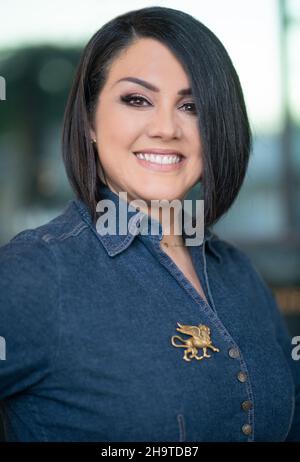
[{"x1": 41, "y1": 222, "x2": 89, "y2": 243}]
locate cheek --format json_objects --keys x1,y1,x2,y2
[
  {"x1": 95, "y1": 111, "x2": 136, "y2": 170},
  {"x1": 188, "y1": 129, "x2": 203, "y2": 176},
  {"x1": 97, "y1": 107, "x2": 141, "y2": 147},
  {"x1": 185, "y1": 121, "x2": 201, "y2": 149}
]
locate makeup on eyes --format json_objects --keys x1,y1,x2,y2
[{"x1": 119, "y1": 93, "x2": 197, "y2": 115}]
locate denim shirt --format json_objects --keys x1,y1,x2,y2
[{"x1": 0, "y1": 183, "x2": 299, "y2": 442}]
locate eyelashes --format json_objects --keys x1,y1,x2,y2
[
  {"x1": 121, "y1": 94, "x2": 151, "y2": 108},
  {"x1": 120, "y1": 93, "x2": 198, "y2": 115}
]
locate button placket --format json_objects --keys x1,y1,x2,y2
[{"x1": 228, "y1": 347, "x2": 254, "y2": 439}]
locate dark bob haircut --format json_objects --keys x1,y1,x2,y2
[{"x1": 62, "y1": 5, "x2": 252, "y2": 227}]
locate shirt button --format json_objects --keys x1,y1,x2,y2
[
  {"x1": 237, "y1": 371, "x2": 247, "y2": 383},
  {"x1": 228, "y1": 347, "x2": 240, "y2": 359},
  {"x1": 241, "y1": 400, "x2": 253, "y2": 411},
  {"x1": 242, "y1": 424, "x2": 252, "y2": 436}
]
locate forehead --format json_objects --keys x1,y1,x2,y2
[{"x1": 105, "y1": 38, "x2": 190, "y2": 89}]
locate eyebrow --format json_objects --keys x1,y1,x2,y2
[{"x1": 114, "y1": 76, "x2": 192, "y2": 96}]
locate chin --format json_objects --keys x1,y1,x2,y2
[{"x1": 136, "y1": 188, "x2": 184, "y2": 203}]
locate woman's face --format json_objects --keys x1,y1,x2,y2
[{"x1": 90, "y1": 37, "x2": 203, "y2": 205}]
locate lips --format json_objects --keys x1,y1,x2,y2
[
  {"x1": 133, "y1": 149, "x2": 184, "y2": 157},
  {"x1": 133, "y1": 151, "x2": 187, "y2": 172}
]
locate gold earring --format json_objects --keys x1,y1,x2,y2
[{"x1": 91, "y1": 138, "x2": 96, "y2": 144}]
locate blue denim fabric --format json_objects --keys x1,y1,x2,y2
[{"x1": 0, "y1": 183, "x2": 299, "y2": 442}]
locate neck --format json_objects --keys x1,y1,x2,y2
[
  {"x1": 150, "y1": 202, "x2": 186, "y2": 248},
  {"x1": 102, "y1": 180, "x2": 186, "y2": 248}
]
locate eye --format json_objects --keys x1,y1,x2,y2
[
  {"x1": 180, "y1": 102, "x2": 197, "y2": 115},
  {"x1": 120, "y1": 93, "x2": 197, "y2": 115},
  {"x1": 120, "y1": 94, "x2": 150, "y2": 107}
]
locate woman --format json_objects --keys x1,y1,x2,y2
[{"x1": 0, "y1": 6, "x2": 299, "y2": 442}]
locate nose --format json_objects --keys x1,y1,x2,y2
[{"x1": 147, "y1": 104, "x2": 181, "y2": 139}]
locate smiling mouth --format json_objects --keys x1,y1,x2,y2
[
  {"x1": 133, "y1": 152, "x2": 184, "y2": 165},
  {"x1": 132, "y1": 151, "x2": 187, "y2": 172}
]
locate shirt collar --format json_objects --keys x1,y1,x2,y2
[{"x1": 74, "y1": 182, "x2": 222, "y2": 262}]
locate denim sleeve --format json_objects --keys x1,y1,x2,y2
[
  {"x1": 0, "y1": 236, "x2": 59, "y2": 400},
  {"x1": 263, "y1": 283, "x2": 300, "y2": 441},
  {"x1": 240, "y1": 251, "x2": 300, "y2": 441}
]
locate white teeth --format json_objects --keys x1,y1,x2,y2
[{"x1": 135, "y1": 153, "x2": 182, "y2": 164}]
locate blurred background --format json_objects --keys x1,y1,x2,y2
[{"x1": 0, "y1": 0, "x2": 299, "y2": 335}]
